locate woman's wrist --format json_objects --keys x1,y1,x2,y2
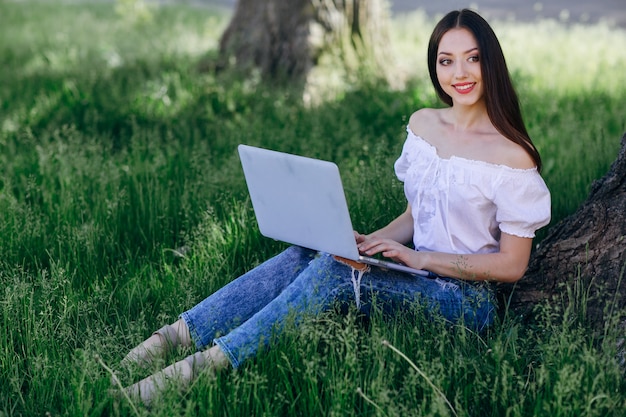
[{"x1": 410, "y1": 250, "x2": 430, "y2": 271}]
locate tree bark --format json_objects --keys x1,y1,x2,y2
[
  {"x1": 498, "y1": 133, "x2": 626, "y2": 328},
  {"x1": 215, "y1": 0, "x2": 393, "y2": 84}
]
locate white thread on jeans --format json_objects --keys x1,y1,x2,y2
[
  {"x1": 435, "y1": 277, "x2": 459, "y2": 291},
  {"x1": 350, "y1": 267, "x2": 366, "y2": 308}
]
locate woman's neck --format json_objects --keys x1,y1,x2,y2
[{"x1": 446, "y1": 101, "x2": 491, "y2": 133}]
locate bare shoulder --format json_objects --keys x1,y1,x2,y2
[
  {"x1": 494, "y1": 133, "x2": 537, "y2": 170},
  {"x1": 408, "y1": 108, "x2": 442, "y2": 136},
  {"x1": 409, "y1": 108, "x2": 439, "y2": 125}
]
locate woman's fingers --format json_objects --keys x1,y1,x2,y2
[
  {"x1": 353, "y1": 231, "x2": 366, "y2": 243},
  {"x1": 359, "y1": 238, "x2": 397, "y2": 255}
]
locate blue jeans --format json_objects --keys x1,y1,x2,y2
[{"x1": 180, "y1": 246, "x2": 495, "y2": 368}]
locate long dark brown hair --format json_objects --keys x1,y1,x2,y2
[{"x1": 427, "y1": 9, "x2": 542, "y2": 172}]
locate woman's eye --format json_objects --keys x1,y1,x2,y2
[
  {"x1": 468, "y1": 55, "x2": 480, "y2": 63},
  {"x1": 439, "y1": 59, "x2": 452, "y2": 66}
]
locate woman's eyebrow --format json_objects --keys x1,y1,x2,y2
[{"x1": 438, "y1": 47, "x2": 479, "y2": 56}]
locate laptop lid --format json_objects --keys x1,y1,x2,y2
[{"x1": 237, "y1": 144, "x2": 360, "y2": 260}]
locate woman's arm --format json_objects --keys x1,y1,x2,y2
[
  {"x1": 354, "y1": 204, "x2": 414, "y2": 247},
  {"x1": 358, "y1": 231, "x2": 533, "y2": 283}
]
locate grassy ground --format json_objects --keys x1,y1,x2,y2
[{"x1": 0, "y1": 1, "x2": 625, "y2": 416}]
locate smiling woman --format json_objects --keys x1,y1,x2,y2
[
  {"x1": 426, "y1": 10, "x2": 542, "y2": 172},
  {"x1": 2, "y1": 1, "x2": 625, "y2": 415},
  {"x1": 115, "y1": 9, "x2": 551, "y2": 406}
]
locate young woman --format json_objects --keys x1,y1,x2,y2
[{"x1": 117, "y1": 9, "x2": 551, "y2": 404}]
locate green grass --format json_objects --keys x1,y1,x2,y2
[{"x1": 1, "y1": 1, "x2": 625, "y2": 415}]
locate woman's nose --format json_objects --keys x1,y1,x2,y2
[{"x1": 454, "y1": 62, "x2": 468, "y2": 78}]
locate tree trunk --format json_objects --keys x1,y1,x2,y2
[
  {"x1": 215, "y1": 0, "x2": 393, "y2": 84},
  {"x1": 498, "y1": 132, "x2": 626, "y2": 328}
]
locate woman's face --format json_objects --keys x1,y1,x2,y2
[{"x1": 436, "y1": 28, "x2": 484, "y2": 107}]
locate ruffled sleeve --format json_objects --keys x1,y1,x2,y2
[
  {"x1": 393, "y1": 129, "x2": 412, "y2": 182},
  {"x1": 493, "y1": 170, "x2": 551, "y2": 238}
]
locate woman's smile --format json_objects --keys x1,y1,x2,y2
[{"x1": 453, "y1": 82, "x2": 477, "y2": 94}]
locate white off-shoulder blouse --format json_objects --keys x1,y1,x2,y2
[{"x1": 394, "y1": 126, "x2": 551, "y2": 255}]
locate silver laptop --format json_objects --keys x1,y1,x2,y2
[{"x1": 238, "y1": 144, "x2": 429, "y2": 276}]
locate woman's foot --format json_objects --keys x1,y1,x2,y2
[
  {"x1": 122, "y1": 345, "x2": 229, "y2": 405},
  {"x1": 121, "y1": 319, "x2": 192, "y2": 369}
]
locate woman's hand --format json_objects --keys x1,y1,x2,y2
[{"x1": 355, "y1": 234, "x2": 424, "y2": 269}]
